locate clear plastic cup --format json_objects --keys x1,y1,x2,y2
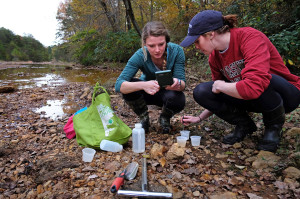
[
  {"x1": 180, "y1": 130, "x2": 190, "y2": 140},
  {"x1": 190, "y1": 136, "x2": 201, "y2": 146},
  {"x1": 82, "y1": 148, "x2": 96, "y2": 162},
  {"x1": 176, "y1": 136, "x2": 187, "y2": 147}
]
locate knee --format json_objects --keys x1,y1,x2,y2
[
  {"x1": 193, "y1": 83, "x2": 211, "y2": 105},
  {"x1": 122, "y1": 91, "x2": 142, "y2": 101},
  {"x1": 166, "y1": 92, "x2": 185, "y2": 112}
]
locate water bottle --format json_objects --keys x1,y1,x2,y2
[
  {"x1": 100, "y1": 139, "x2": 123, "y2": 152},
  {"x1": 132, "y1": 123, "x2": 145, "y2": 153}
]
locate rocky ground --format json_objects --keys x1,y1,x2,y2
[{"x1": 0, "y1": 63, "x2": 300, "y2": 199}]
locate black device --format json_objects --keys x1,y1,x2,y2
[{"x1": 155, "y1": 70, "x2": 173, "y2": 87}]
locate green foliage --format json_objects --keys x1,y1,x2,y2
[
  {"x1": 95, "y1": 30, "x2": 140, "y2": 63},
  {"x1": 64, "y1": 29, "x2": 140, "y2": 65},
  {"x1": 269, "y1": 20, "x2": 300, "y2": 67},
  {"x1": 69, "y1": 29, "x2": 100, "y2": 66},
  {"x1": 205, "y1": 0, "x2": 300, "y2": 67},
  {"x1": 52, "y1": 42, "x2": 77, "y2": 63},
  {"x1": 54, "y1": 0, "x2": 300, "y2": 69},
  {"x1": 0, "y1": 27, "x2": 51, "y2": 62}
]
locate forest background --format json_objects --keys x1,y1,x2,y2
[{"x1": 1, "y1": 0, "x2": 300, "y2": 73}]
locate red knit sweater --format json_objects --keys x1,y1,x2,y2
[{"x1": 209, "y1": 27, "x2": 300, "y2": 100}]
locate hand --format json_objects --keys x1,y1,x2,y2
[
  {"x1": 165, "y1": 78, "x2": 181, "y2": 91},
  {"x1": 181, "y1": 115, "x2": 201, "y2": 126},
  {"x1": 212, "y1": 80, "x2": 225, "y2": 94},
  {"x1": 143, "y1": 80, "x2": 160, "y2": 95}
]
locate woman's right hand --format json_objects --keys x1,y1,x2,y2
[
  {"x1": 143, "y1": 80, "x2": 160, "y2": 95},
  {"x1": 181, "y1": 115, "x2": 201, "y2": 125}
]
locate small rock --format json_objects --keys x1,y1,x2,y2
[
  {"x1": 283, "y1": 167, "x2": 300, "y2": 179},
  {"x1": 209, "y1": 191, "x2": 237, "y2": 199},
  {"x1": 37, "y1": 184, "x2": 44, "y2": 194},
  {"x1": 216, "y1": 153, "x2": 228, "y2": 159},
  {"x1": 252, "y1": 151, "x2": 280, "y2": 169},
  {"x1": 285, "y1": 127, "x2": 300, "y2": 137},
  {"x1": 166, "y1": 143, "x2": 185, "y2": 160},
  {"x1": 193, "y1": 190, "x2": 200, "y2": 196},
  {"x1": 233, "y1": 143, "x2": 242, "y2": 149},
  {"x1": 246, "y1": 193, "x2": 263, "y2": 199},
  {"x1": 150, "y1": 143, "x2": 166, "y2": 159}
]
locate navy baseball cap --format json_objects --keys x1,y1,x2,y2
[{"x1": 180, "y1": 10, "x2": 223, "y2": 47}]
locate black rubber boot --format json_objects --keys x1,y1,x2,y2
[
  {"x1": 125, "y1": 96, "x2": 150, "y2": 133},
  {"x1": 214, "y1": 107, "x2": 257, "y2": 145},
  {"x1": 159, "y1": 106, "x2": 174, "y2": 134},
  {"x1": 257, "y1": 103, "x2": 285, "y2": 152}
]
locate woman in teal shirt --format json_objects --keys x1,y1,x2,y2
[{"x1": 115, "y1": 21, "x2": 186, "y2": 134}]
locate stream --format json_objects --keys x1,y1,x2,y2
[{"x1": 0, "y1": 64, "x2": 121, "y2": 120}]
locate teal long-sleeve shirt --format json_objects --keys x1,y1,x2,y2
[{"x1": 115, "y1": 42, "x2": 186, "y2": 93}]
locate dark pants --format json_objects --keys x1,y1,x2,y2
[
  {"x1": 122, "y1": 78, "x2": 185, "y2": 114},
  {"x1": 193, "y1": 74, "x2": 300, "y2": 114}
]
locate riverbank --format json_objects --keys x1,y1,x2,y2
[
  {"x1": 0, "y1": 64, "x2": 299, "y2": 198},
  {"x1": 0, "y1": 61, "x2": 75, "y2": 70}
]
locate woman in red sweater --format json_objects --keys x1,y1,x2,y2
[{"x1": 180, "y1": 10, "x2": 300, "y2": 152}]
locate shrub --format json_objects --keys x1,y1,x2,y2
[{"x1": 94, "y1": 30, "x2": 140, "y2": 63}]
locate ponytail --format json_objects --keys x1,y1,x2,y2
[{"x1": 215, "y1": 14, "x2": 238, "y2": 34}]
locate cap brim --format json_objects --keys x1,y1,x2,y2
[{"x1": 180, "y1": 35, "x2": 200, "y2": 47}]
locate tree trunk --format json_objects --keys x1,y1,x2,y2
[
  {"x1": 150, "y1": 0, "x2": 153, "y2": 21},
  {"x1": 139, "y1": 5, "x2": 144, "y2": 28},
  {"x1": 123, "y1": 0, "x2": 141, "y2": 36},
  {"x1": 98, "y1": 0, "x2": 120, "y2": 32},
  {"x1": 126, "y1": 12, "x2": 131, "y2": 31}
]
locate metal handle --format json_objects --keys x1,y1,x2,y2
[
  {"x1": 142, "y1": 157, "x2": 148, "y2": 192},
  {"x1": 117, "y1": 190, "x2": 173, "y2": 198}
]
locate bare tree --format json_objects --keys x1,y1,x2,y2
[
  {"x1": 98, "y1": 0, "x2": 120, "y2": 32},
  {"x1": 122, "y1": 0, "x2": 141, "y2": 36}
]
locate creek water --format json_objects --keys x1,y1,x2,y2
[
  {"x1": 0, "y1": 64, "x2": 120, "y2": 89},
  {"x1": 0, "y1": 64, "x2": 121, "y2": 120}
]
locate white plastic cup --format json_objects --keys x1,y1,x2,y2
[
  {"x1": 180, "y1": 130, "x2": 190, "y2": 140},
  {"x1": 177, "y1": 136, "x2": 187, "y2": 147},
  {"x1": 190, "y1": 136, "x2": 201, "y2": 146},
  {"x1": 82, "y1": 148, "x2": 96, "y2": 162}
]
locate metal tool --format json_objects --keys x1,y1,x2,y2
[
  {"x1": 117, "y1": 157, "x2": 173, "y2": 198},
  {"x1": 110, "y1": 162, "x2": 139, "y2": 193}
]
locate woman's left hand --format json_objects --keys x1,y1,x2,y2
[
  {"x1": 165, "y1": 78, "x2": 181, "y2": 91},
  {"x1": 212, "y1": 80, "x2": 225, "y2": 93}
]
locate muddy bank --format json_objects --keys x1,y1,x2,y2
[
  {"x1": 0, "y1": 65, "x2": 300, "y2": 199},
  {"x1": 0, "y1": 61, "x2": 75, "y2": 70}
]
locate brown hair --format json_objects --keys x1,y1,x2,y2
[
  {"x1": 203, "y1": 14, "x2": 238, "y2": 36},
  {"x1": 141, "y1": 21, "x2": 170, "y2": 62},
  {"x1": 217, "y1": 14, "x2": 238, "y2": 34}
]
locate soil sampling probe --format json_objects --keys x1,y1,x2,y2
[{"x1": 117, "y1": 157, "x2": 173, "y2": 198}]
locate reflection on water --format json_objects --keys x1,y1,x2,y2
[
  {"x1": 0, "y1": 64, "x2": 121, "y2": 120},
  {"x1": 36, "y1": 100, "x2": 66, "y2": 120},
  {"x1": 0, "y1": 64, "x2": 120, "y2": 88}
]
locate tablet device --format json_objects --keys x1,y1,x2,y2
[{"x1": 155, "y1": 70, "x2": 173, "y2": 87}]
